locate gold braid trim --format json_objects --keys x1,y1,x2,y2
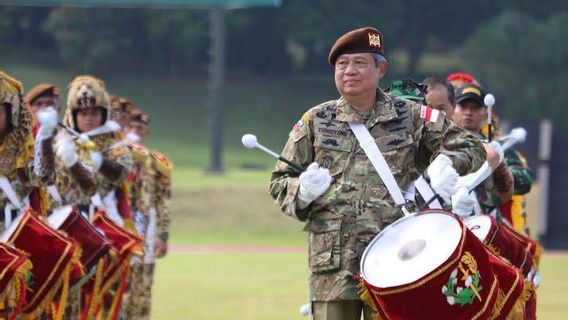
[
  {"x1": 0, "y1": 258, "x2": 32, "y2": 318},
  {"x1": 490, "y1": 289, "x2": 506, "y2": 319},
  {"x1": 484, "y1": 243, "x2": 502, "y2": 259},
  {"x1": 22, "y1": 245, "x2": 81, "y2": 319},
  {"x1": 356, "y1": 277, "x2": 383, "y2": 320}
]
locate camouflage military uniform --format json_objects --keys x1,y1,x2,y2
[
  {"x1": 473, "y1": 133, "x2": 514, "y2": 218},
  {"x1": 475, "y1": 145, "x2": 532, "y2": 230},
  {"x1": 122, "y1": 149, "x2": 171, "y2": 320},
  {"x1": 0, "y1": 72, "x2": 40, "y2": 231},
  {"x1": 270, "y1": 88, "x2": 486, "y2": 302},
  {"x1": 54, "y1": 76, "x2": 132, "y2": 319},
  {"x1": 122, "y1": 143, "x2": 153, "y2": 320}
]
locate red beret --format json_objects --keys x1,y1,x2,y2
[{"x1": 328, "y1": 27, "x2": 384, "y2": 65}]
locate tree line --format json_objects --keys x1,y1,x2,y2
[{"x1": 0, "y1": 0, "x2": 567, "y2": 125}]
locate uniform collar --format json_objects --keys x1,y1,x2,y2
[{"x1": 335, "y1": 88, "x2": 398, "y2": 125}]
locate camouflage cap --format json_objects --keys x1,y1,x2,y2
[
  {"x1": 385, "y1": 79, "x2": 426, "y2": 102},
  {"x1": 328, "y1": 27, "x2": 384, "y2": 65}
]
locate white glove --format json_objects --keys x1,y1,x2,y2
[
  {"x1": 488, "y1": 141, "x2": 504, "y2": 164},
  {"x1": 89, "y1": 151, "x2": 103, "y2": 170},
  {"x1": 36, "y1": 107, "x2": 58, "y2": 141},
  {"x1": 427, "y1": 154, "x2": 458, "y2": 202},
  {"x1": 297, "y1": 162, "x2": 332, "y2": 206},
  {"x1": 55, "y1": 133, "x2": 79, "y2": 167},
  {"x1": 451, "y1": 186, "x2": 476, "y2": 217},
  {"x1": 125, "y1": 132, "x2": 141, "y2": 144}
]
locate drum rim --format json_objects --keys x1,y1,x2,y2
[{"x1": 360, "y1": 209, "x2": 461, "y2": 287}]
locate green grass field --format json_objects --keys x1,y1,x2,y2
[{"x1": 151, "y1": 252, "x2": 568, "y2": 319}]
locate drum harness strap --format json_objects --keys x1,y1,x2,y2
[
  {"x1": 0, "y1": 176, "x2": 24, "y2": 229},
  {"x1": 348, "y1": 122, "x2": 412, "y2": 216}
]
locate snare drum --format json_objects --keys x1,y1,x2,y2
[
  {"x1": 0, "y1": 209, "x2": 79, "y2": 316},
  {"x1": 48, "y1": 205, "x2": 111, "y2": 273},
  {"x1": 465, "y1": 215, "x2": 537, "y2": 281},
  {"x1": 359, "y1": 210, "x2": 498, "y2": 320}
]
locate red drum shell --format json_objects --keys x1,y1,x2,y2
[
  {"x1": 486, "y1": 251, "x2": 526, "y2": 320},
  {"x1": 360, "y1": 210, "x2": 498, "y2": 320},
  {"x1": 50, "y1": 206, "x2": 111, "y2": 272},
  {"x1": 466, "y1": 215, "x2": 535, "y2": 277},
  {"x1": 1, "y1": 209, "x2": 78, "y2": 313}
]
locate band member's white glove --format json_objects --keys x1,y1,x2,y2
[
  {"x1": 488, "y1": 141, "x2": 504, "y2": 164},
  {"x1": 451, "y1": 186, "x2": 476, "y2": 217},
  {"x1": 297, "y1": 162, "x2": 332, "y2": 207},
  {"x1": 125, "y1": 132, "x2": 141, "y2": 144},
  {"x1": 89, "y1": 151, "x2": 103, "y2": 170},
  {"x1": 427, "y1": 154, "x2": 458, "y2": 202},
  {"x1": 55, "y1": 133, "x2": 79, "y2": 167},
  {"x1": 36, "y1": 107, "x2": 58, "y2": 141}
]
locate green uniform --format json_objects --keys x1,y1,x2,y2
[{"x1": 270, "y1": 88, "x2": 486, "y2": 302}]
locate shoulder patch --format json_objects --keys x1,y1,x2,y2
[
  {"x1": 110, "y1": 146, "x2": 126, "y2": 157},
  {"x1": 128, "y1": 142, "x2": 149, "y2": 163},
  {"x1": 420, "y1": 105, "x2": 441, "y2": 123},
  {"x1": 152, "y1": 150, "x2": 173, "y2": 177}
]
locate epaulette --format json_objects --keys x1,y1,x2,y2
[
  {"x1": 151, "y1": 150, "x2": 173, "y2": 177},
  {"x1": 128, "y1": 142, "x2": 149, "y2": 163}
]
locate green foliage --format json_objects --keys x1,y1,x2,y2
[{"x1": 460, "y1": 11, "x2": 568, "y2": 126}]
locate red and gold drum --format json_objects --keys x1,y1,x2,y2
[
  {"x1": 48, "y1": 205, "x2": 110, "y2": 273},
  {"x1": 359, "y1": 210, "x2": 498, "y2": 320},
  {"x1": 465, "y1": 215, "x2": 538, "y2": 284},
  {"x1": 0, "y1": 209, "x2": 79, "y2": 316}
]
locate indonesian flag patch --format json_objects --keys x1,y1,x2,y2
[{"x1": 420, "y1": 105, "x2": 440, "y2": 123}]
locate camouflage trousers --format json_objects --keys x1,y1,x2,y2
[
  {"x1": 122, "y1": 263, "x2": 155, "y2": 320},
  {"x1": 63, "y1": 286, "x2": 82, "y2": 319},
  {"x1": 311, "y1": 300, "x2": 373, "y2": 320}
]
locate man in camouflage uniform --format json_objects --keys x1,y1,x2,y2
[
  {"x1": 32, "y1": 76, "x2": 134, "y2": 318},
  {"x1": 0, "y1": 71, "x2": 40, "y2": 231},
  {"x1": 450, "y1": 84, "x2": 515, "y2": 218},
  {"x1": 269, "y1": 27, "x2": 486, "y2": 320},
  {"x1": 120, "y1": 107, "x2": 153, "y2": 320},
  {"x1": 121, "y1": 108, "x2": 172, "y2": 319}
]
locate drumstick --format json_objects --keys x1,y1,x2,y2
[{"x1": 242, "y1": 134, "x2": 305, "y2": 173}]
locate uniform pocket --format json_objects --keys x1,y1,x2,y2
[
  {"x1": 376, "y1": 132, "x2": 415, "y2": 175},
  {"x1": 314, "y1": 137, "x2": 352, "y2": 177},
  {"x1": 305, "y1": 217, "x2": 342, "y2": 273}
]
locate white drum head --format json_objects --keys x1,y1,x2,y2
[
  {"x1": 361, "y1": 211, "x2": 462, "y2": 288},
  {"x1": 464, "y1": 215, "x2": 492, "y2": 242},
  {"x1": 48, "y1": 205, "x2": 74, "y2": 229}
]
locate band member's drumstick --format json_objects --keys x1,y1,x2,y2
[
  {"x1": 484, "y1": 94, "x2": 495, "y2": 142},
  {"x1": 241, "y1": 134, "x2": 305, "y2": 173}
]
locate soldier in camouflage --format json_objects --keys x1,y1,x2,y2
[
  {"x1": 121, "y1": 108, "x2": 172, "y2": 320},
  {"x1": 451, "y1": 84, "x2": 515, "y2": 218},
  {"x1": 121, "y1": 108, "x2": 154, "y2": 320},
  {"x1": 269, "y1": 27, "x2": 486, "y2": 320},
  {"x1": 0, "y1": 71, "x2": 38, "y2": 231}
]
